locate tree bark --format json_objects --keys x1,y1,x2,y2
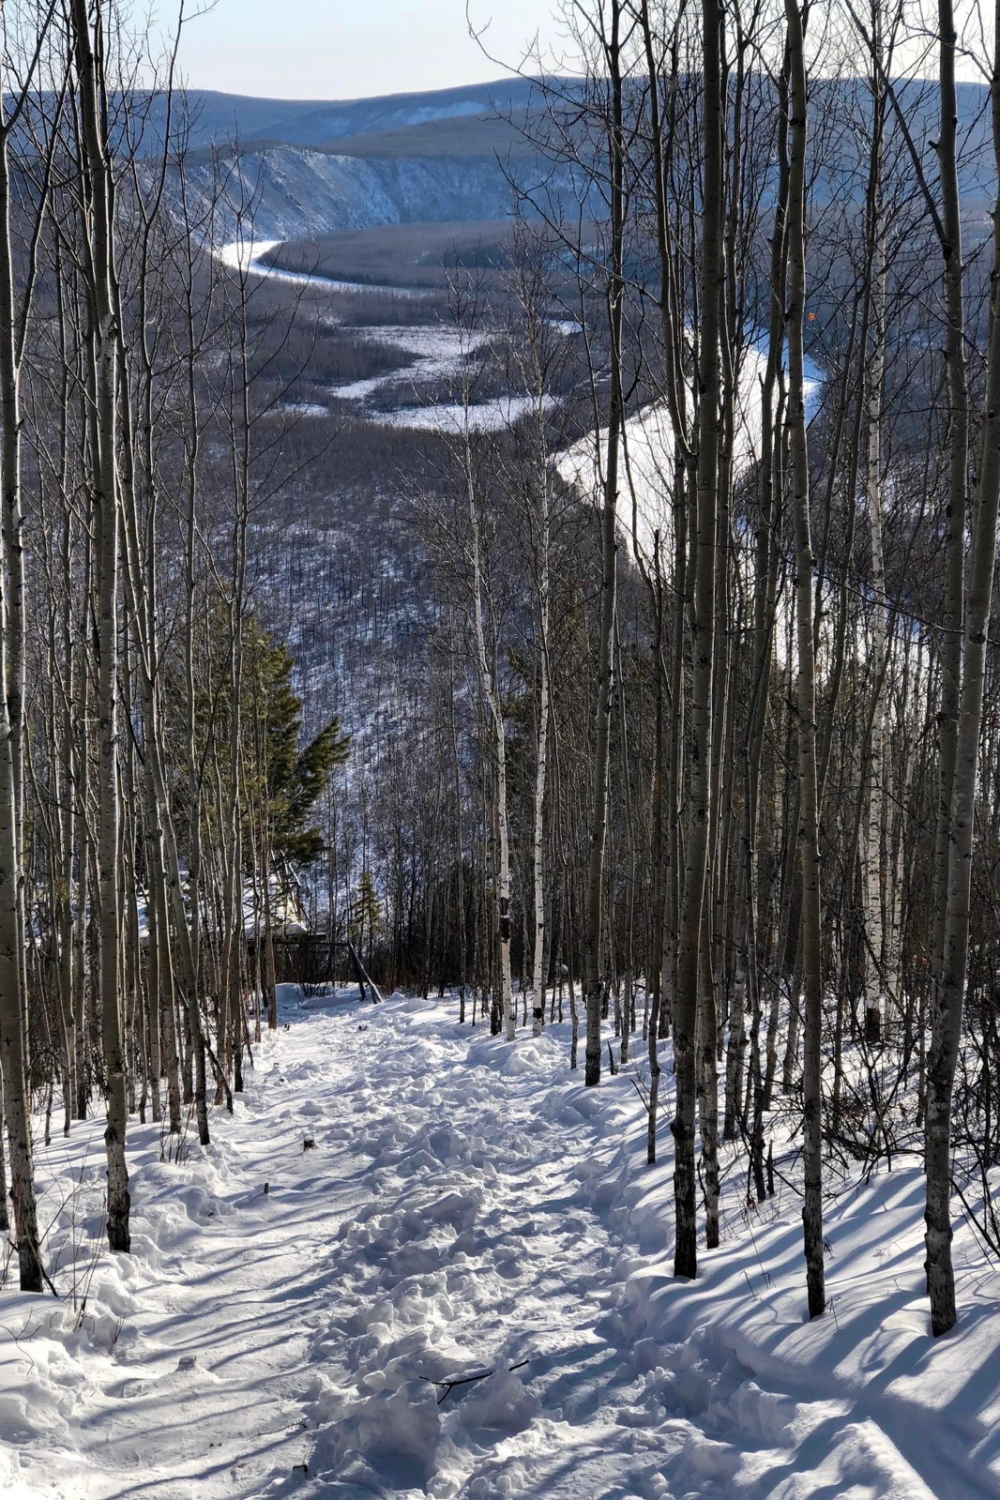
[
  {"x1": 71, "y1": 0, "x2": 130, "y2": 1253},
  {"x1": 925, "y1": 0, "x2": 1000, "y2": 1336},
  {"x1": 672, "y1": 0, "x2": 724, "y2": 1280},
  {"x1": 784, "y1": 0, "x2": 824, "y2": 1319}
]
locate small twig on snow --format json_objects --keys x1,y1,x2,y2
[{"x1": 419, "y1": 1358, "x2": 530, "y2": 1406}]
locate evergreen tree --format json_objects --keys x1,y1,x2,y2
[
  {"x1": 248, "y1": 623, "x2": 351, "y2": 864},
  {"x1": 350, "y1": 870, "x2": 383, "y2": 967}
]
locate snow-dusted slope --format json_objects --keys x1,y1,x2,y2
[
  {"x1": 187, "y1": 147, "x2": 528, "y2": 247},
  {"x1": 1, "y1": 991, "x2": 997, "y2": 1498},
  {"x1": 556, "y1": 347, "x2": 824, "y2": 564}
]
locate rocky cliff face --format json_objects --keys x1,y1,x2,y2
[{"x1": 184, "y1": 146, "x2": 523, "y2": 243}]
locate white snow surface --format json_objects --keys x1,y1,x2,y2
[
  {"x1": 2, "y1": 989, "x2": 998, "y2": 1498},
  {"x1": 556, "y1": 347, "x2": 823, "y2": 564},
  {"x1": 217, "y1": 238, "x2": 425, "y2": 298},
  {"x1": 373, "y1": 394, "x2": 557, "y2": 434},
  {"x1": 328, "y1": 328, "x2": 552, "y2": 433},
  {"x1": 275, "y1": 401, "x2": 330, "y2": 418},
  {"x1": 329, "y1": 327, "x2": 490, "y2": 401}
]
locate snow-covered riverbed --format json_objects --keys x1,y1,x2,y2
[
  {"x1": 1, "y1": 989, "x2": 997, "y2": 1498},
  {"x1": 217, "y1": 238, "x2": 427, "y2": 298}
]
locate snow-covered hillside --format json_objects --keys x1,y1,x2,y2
[
  {"x1": 186, "y1": 148, "x2": 530, "y2": 248},
  {"x1": 2, "y1": 991, "x2": 997, "y2": 1498}
]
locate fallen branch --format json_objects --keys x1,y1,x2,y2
[
  {"x1": 419, "y1": 1358, "x2": 529, "y2": 1406},
  {"x1": 332, "y1": 939, "x2": 384, "y2": 1004}
]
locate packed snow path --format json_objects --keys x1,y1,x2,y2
[{"x1": 3, "y1": 991, "x2": 1000, "y2": 1498}]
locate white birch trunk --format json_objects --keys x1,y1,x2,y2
[
  {"x1": 466, "y1": 460, "x2": 514, "y2": 1041},
  {"x1": 863, "y1": 232, "x2": 887, "y2": 1042},
  {"x1": 71, "y1": 0, "x2": 130, "y2": 1252},
  {"x1": 531, "y1": 421, "x2": 551, "y2": 1037},
  {"x1": 531, "y1": 638, "x2": 549, "y2": 1037}
]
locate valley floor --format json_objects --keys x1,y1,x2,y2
[{"x1": 2, "y1": 990, "x2": 999, "y2": 1499}]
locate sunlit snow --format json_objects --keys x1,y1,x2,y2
[
  {"x1": 2, "y1": 989, "x2": 995, "y2": 1498},
  {"x1": 217, "y1": 237, "x2": 426, "y2": 297}
]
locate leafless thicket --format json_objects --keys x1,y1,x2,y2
[{"x1": 2, "y1": 0, "x2": 1000, "y2": 1350}]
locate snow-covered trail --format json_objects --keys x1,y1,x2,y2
[
  {"x1": 285, "y1": 996, "x2": 692, "y2": 1500},
  {"x1": 8, "y1": 990, "x2": 684, "y2": 1499},
  {"x1": 4, "y1": 990, "x2": 1000, "y2": 1499}
]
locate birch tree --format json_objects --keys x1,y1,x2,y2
[
  {"x1": 925, "y1": 0, "x2": 1000, "y2": 1337},
  {"x1": 784, "y1": 0, "x2": 825, "y2": 1319}
]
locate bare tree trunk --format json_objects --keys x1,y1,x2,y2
[
  {"x1": 0, "y1": 42, "x2": 42, "y2": 1290},
  {"x1": 449, "y1": 625, "x2": 467, "y2": 1023},
  {"x1": 784, "y1": 0, "x2": 823, "y2": 1319},
  {"x1": 584, "y1": 0, "x2": 625, "y2": 1087},
  {"x1": 465, "y1": 454, "x2": 514, "y2": 1040},
  {"x1": 531, "y1": 461, "x2": 551, "y2": 1037},
  {"x1": 929, "y1": 0, "x2": 970, "y2": 996},
  {"x1": 531, "y1": 647, "x2": 550, "y2": 1037},
  {"x1": 673, "y1": 0, "x2": 724, "y2": 1280},
  {"x1": 860, "y1": 35, "x2": 889, "y2": 1045},
  {"x1": 646, "y1": 546, "x2": 667, "y2": 1163},
  {"x1": 925, "y1": 4, "x2": 1000, "y2": 1337},
  {"x1": 72, "y1": 0, "x2": 130, "y2": 1253}
]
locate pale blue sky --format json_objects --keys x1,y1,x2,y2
[
  {"x1": 174, "y1": 0, "x2": 566, "y2": 100},
  {"x1": 168, "y1": 1, "x2": 990, "y2": 101}
]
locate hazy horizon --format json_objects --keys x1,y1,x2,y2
[{"x1": 169, "y1": 0, "x2": 567, "y2": 102}]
